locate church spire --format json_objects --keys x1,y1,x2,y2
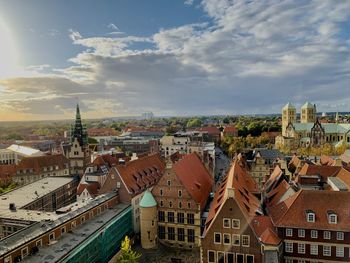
[
  {"x1": 71, "y1": 103, "x2": 87, "y2": 147},
  {"x1": 335, "y1": 112, "x2": 339, "y2": 124}
]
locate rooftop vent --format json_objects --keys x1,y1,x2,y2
[{"x1": 9, "y1": 203, "x2": 16, "y2": 211}]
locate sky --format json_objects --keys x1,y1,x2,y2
[{"x1": 0, "y1": 0, "x2": 350, "y2": 121}]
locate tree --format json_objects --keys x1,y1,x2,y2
[
  {"x1": 88, "y1": 137, "x2": 98, "y2": 144},
  {"x1": 116, "y1": 236, "x2": 141, "y2": 263},
  {"x1": 186, "y1": 118, "x2": 202, "y2": 128}
]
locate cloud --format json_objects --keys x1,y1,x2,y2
[
  {"x1": 1, "y1": 0, "x2": 350, "y2": 119},
  {"x1": 69, "y1": 29, "x2": 82, "y2": 41},
  {"x1": 184, "y1": 0, "x2": 194, "y2": 6}
]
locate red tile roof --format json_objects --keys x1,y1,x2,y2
[
  {"x1": 173, "y1": 153, "x2": 214, "y2": 210},
  {"x1": 298, "y1": 163, "x2": 341, "y2": 182},
  {"x1": 270, "y1": 190, "x2": 350, "y2": 231},
  {"x1": 87, "y1": 128, "x2": 119, "y2": 136},
  {"x1": 205, "y1": 159, "x2": 279, "y2": 245},
  {"x1": 77, "y1": 181, "x2": 100, "y2": 196},
  {"x1": 16, "y1": 154, "x2": 69, "y2": 174},
  {"x1": 116, "y1": 154, "x2": 165, "y2": 195},
  {"x1": 197, "y1": 126, "x2": 221, "y2": 135},
  {"x1": 223, "y1": 126, "x2": 237, "y2": 134},
  {"x1": 320, "y1": 155, "x2": 336, "y2": 166}
]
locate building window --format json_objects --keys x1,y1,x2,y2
[
  {"x1": 223, "y1": 233, "x2": 231, "y2": 245},
  {"x1": 36, "y1": 239, "x2": 42, "y2": 247},
  {"x1": 236, "y1": 254, "x2": 244, "y2": 263},
  {"x1": 169, "y1": 201, "x2": 173, "y2": 208},
  {"x1": 337, "y1": 232, "x2": 344, "y2": 240},
  {"x1": 158, "y1": 226, "x2": 165, "y2": 239},
  {"x1": 178, "y1": 228, "x2": 185, "y2": 241},
  {"x1": 178, "y1": 202, "x2": 182, "y2": 208},
  {"x1": 310, "y1": 244, "x2": 318, "y2": 255},
  {"x1": 208, "y1": 250, "x2": 215, "y2": 263},
  {"x1": 246, "y1": 255, "x2": 254, "y2": 263},
  {"x1": 311, "y1": 229, "x2": 318, "y2": 238},
  {"x1": 324, "y1": 231, "x2": 331, "y2": 239},
  {"x1": 223, "y1": 218, "x2": 230, "y2": 228},
  {"x1": 21, "y1": 247, "x2": 28, "y2": 258},
  {"x1": 286, "y1": 228, "x2": 293, "y2": 237},
  {"x1": 158, "y1": 211, "x2": 165, "y2": 222},
  {"x1": 285, "y1": 242, "x2": 293, "y2": 253},
  {"x1": 49, "y1": 232, "x2": 55, "y2": 241},
  {"x1": 298, "y1": 229, "x2": 305, "y2": 238},
  {"x1": 323, "y1": 245, "x2": 331, "y2": 256},
  {"x1": 167, "y1": 180, "x2": 171, "y2": 186},
  {"x1": 232, "y1": 234, "x2": 240, "y2": 246},
  {"x1": 168, "y1": 227, "x2": 175, "y2": 240},
  {"x1": 187, "y1": 213, "x2": 194, "y2": 224},
  {"x1": 178, "y1": 190, "x2": 182, "y2": 197},
  {"x1": 336, "y1": 246, "x2": 344, "y2": 257},
  {"x1": 242, "y1": 235, "x2": 250, "y2": 247},
  {"x1": 160, "y1": 200, "x2": 164, "y2": 207},
  {"x1": 307, "y1": 212, "x2": 315, "y2": 222},
  {"x1": 285, "y1": 259, "x2": 293, "y2": 263},
  {"x1": 188, "y1": 229, "x2": 195, "y2": 243},
  {"x1": 71, "y1": 221, "x2": 76, "y2": 228},
  {"x1": 61, "y1": 227, "x2": 66, "y2": 234},
  {"x1": 328, "y1": 213, "x2": 337, "y2": 224},
  {"x1": 232, "y1": 219, "x2": 240, "y2": 229},
  {"x1": 217, "y1": 252, "x2": 225, "y2": 263},
  {"x1": 214, "y1": 232, "x2": 221, "y2": 244},
  {"x1": 177, "y1": 212, "x2": 184, "y2": 224},
  {"x1": 298, "y1": 243, "x2": 305, "y2": 254},
  {"x1": 168, "y1": 212, "x2": 174, "y2": 223},
  {"x1": 160, "y1": 189, "x2": 163, "y2": 196},
  {"x1": 227, "y1": 253, "x2": 234, "y2": 263},
  {"x1": 187, "y1": 202, "x2": 191, "y2": 209}
]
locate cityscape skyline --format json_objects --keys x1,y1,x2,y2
[{"x1": 0, "y1": 0, "x2": 350, "y2": 121}]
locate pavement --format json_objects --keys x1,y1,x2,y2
[
  {"x1": 135, "y1": 243, "x2": 201, "y2": 263},
  {"x1": 214, "y1": 147, "x2": 231, "y2": 184}
]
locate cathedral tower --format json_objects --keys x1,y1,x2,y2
[
  {"x1": 282, "y1": 102, "x2": 296, "y2": 136},
  {"x1": 301, "y1": 102, "x2": 316, "y2": 123}
]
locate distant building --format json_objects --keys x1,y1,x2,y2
[
  {"x1": 0, "y1": 144, "x2": 44, "y2": 165},
  {"x1": 222, "y1": 126, "x2": 238, "y2": 138},
  {"x1": 141, "y1": 111, "x2": 154, "y2": 120},
  {"x1": 62, "y1": 104, "x2": 90, "y2": 176},
  {"x1": 277, "y1": 102, "x2": 350, "y2": 148}
]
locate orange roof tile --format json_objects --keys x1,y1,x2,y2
[
  {"x1": 116, "y1": 154, "x2": 165, "y2": 195},
  {"x1": 173, "y1": 153, "x2": 213, "y2": 210},
  {"x1": 270, "y1": 190, "x2": 350, "y2": 231},
  {"x1": 298, "y1": 163, "x2": 341, "y2": 182},
  {"x1": 16, "y1": 154, "x2": 69, "y2": 174}
]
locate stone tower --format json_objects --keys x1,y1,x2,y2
[
  {"x1": 140, "y1": 190, "x2": 157, "y2": 249},
  {"x1": 282, "y1": 102, "x2": 296, "y2": 136},
  {"x1": 71, "y1": 104, "x2": 88, "y2": 147},
  {"x1": 301, "y1": 102, "x2": 316, "y2": 123}
]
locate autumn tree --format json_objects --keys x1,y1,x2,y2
[{"x1": 116, "y1": 236, "x2": 141, "y2": 263}]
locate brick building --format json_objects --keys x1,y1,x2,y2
[
  {"x1": 152, "y1": 153, "x2": 213, "y2": 249},
  {"x1": 201, "y1": 159, "x2": 282, "y2": 263}
]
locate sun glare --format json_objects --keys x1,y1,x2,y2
[{"x1": 0, "y1": 17, "x2": 20, "y2": 78}]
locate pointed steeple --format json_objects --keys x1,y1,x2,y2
[
  {"x1": 71, "y1": 103, "x2": 88, "y2": 147},
  {"x1": 335, "y1": 112, "x2": 339, "y2": 123}
]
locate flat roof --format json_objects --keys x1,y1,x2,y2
[
  {"x1": 7, "y1": 144, "x2": 43, "y2": 157},
  {"x1": 22, "y1": 203, "x2": 130, "y2": 263},
  {"x1": 0, "y1": 177, "x2": 75, "y2": 221},
  {"x1": 0, "y1": 193, "x2": 122, "y2": 257}
]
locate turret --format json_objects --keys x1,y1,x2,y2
[
  {"x1": 140, "y1": 190, "x2": 157, "y2": 249},
  {"x1": 300, "y1": 102, "x2": 316, "y2": 123}
]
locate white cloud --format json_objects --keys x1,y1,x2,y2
[
  {"x1": 2, "y1": 0, "x2": 350, "y2": 119},
  {"x1": 184, "y1": 0, "x2": 194, "y2": 6}
]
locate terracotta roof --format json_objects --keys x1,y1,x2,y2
[
  {"x1": 204, "y1": 159, "x2": 279, "y2": 245},
  {"x1": 77, "y1": 182, "x2": 100, "y2": 196},
  {"x1": 92, "y1": 154, "x2": 118, "y2": 168},
  {"x1": 251, "y1": 216, "x2": 281, "y2": 245},
  {"x1": 298, "y1": 163, "x2": 341, "y2": 182},
  {"x1": 116, "y1": 154, "x2": 165, "y2": 195},
  {"x1": 266, "y1": 180, "x2": 293, "y2": 207},
  {"x1": 264, "y1": 165, "x2": 284, "y2": 192},
  {"x1": 169, "y1": 152, "x2": 184, "y2": 163},
  {"x1": 16, "y1": 154, "x2": 69, "y2": 174},
  {"x1": 288, "y1": 155, "x2": 301, "y2": 170},
  {"x1": 197, "y1": 126, "x2": 221, "y2": 135},
  {"x1": 335, "y1": 167, "x2": 350, "y2": 189},
  {"x1": 87, "y1": 128, "x2": 119, "y2": 136},
  {"x1": 223, "y1": 126, "x2": 237, "y2": 133},
  {"x1": 172, "y1": 153, "x2": 213, "y2": 210},
  {"x1": 320, "y1": 155, "x2": 336, "y2": 166},
  {"x1": 270, "y1": 190, "x2": 350, "y2": 231}
]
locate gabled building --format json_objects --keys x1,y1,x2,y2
[
  {"x1": 269, "y1": 190, "x2": 350, "y2": 262},
  {"x1": 201, "y1": 159, "x2": 282, "y2": 263},
  {"x1": 151, "y1": 153, "x2": 213, "y2": 249}
]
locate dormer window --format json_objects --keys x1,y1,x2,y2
[
  {"x1": 306, "y1": 210, "x2": 315, "y2": 222},
  {"x1": 328, "y1": 211, "x2": 337, "y2": 224}
]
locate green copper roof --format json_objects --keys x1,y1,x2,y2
[{"x1": 140, "y1": 190, "x2": 157, "y2": 208}]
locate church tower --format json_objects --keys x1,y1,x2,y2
[
  {"x1": 282, "y1": 102, "x2": 296, "y2": 136},
  {"x1": 63, "y1": 104, "x2": 90, "y2": 176},
  {"x1": 301, "y1": 102, "x2": 316, "y2": 123}
]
